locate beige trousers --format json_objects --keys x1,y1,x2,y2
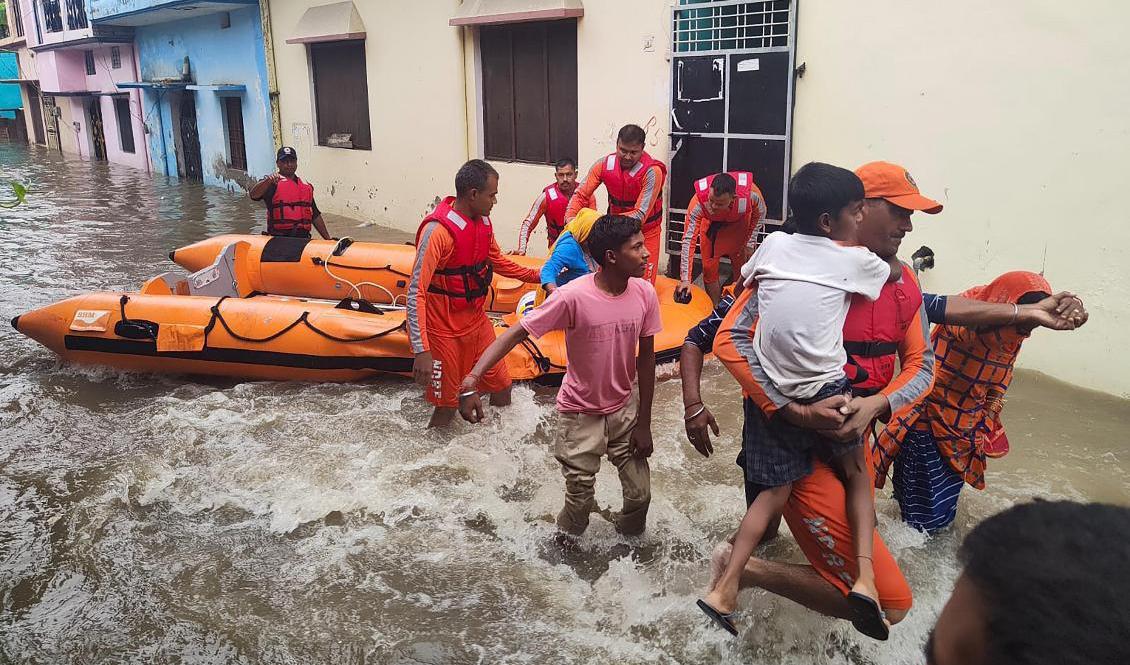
[{"x1": 554, "y1": 390, "x2": 651, "y2": 536}]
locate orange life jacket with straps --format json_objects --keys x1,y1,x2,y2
[
  {"x1": 416, "y1": 197, "x2": 494, "y2": 312},
  {"x1": 601, "y1": 151, "x2": 667, "y2": 230},
  {"x1": 842, "y1": 263, "x2": 923, "y2": 394},
  {"x1": 693, "y1": 171, "x2": 765, "y2": 251},
  {"x1": 267, "y1": 176, "x2": 315, "y2": 237},
  {"x1": 543, "y1": 183, "x2": 569, "y2": 243}
]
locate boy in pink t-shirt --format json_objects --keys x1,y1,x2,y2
[{"x1": 459, "y1": 215, "x2": 662, "y2": 536}]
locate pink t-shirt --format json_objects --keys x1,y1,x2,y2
[{"x1": 519, "y1": 273, "x2": 662, "y2": 414}]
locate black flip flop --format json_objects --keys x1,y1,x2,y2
[
  {"x1": 696, "y1": 599, "x2": 739, "y2": 636},
  {"x1": 847, "y1": 591, "x2": 890, "y2": 641}
]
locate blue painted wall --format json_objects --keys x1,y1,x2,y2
[
  {"x1": 134, "y1": 7, "x2": 273, "y2": 190},
  {"x1": 0, "y1": 52, "x2": 22, "y2": 112},
  {"x1": 89, "y1": 0, "x2": 258, "y2": 23}
]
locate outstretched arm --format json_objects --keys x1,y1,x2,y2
[
  {"x1": 937, "y1": 292, "x2": 1087, "y2": 330},
  {"x1": 458, "y1": 325, "x2": 530, "y2": 423},
  {"x1": 565, "y1": 159, "x2": 603, "y2": 222}
]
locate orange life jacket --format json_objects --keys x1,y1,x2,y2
[
  {"x1": 842, "y1": 263, "x2": 923, "y2": 394},
  {"x1": 543, "y1": 183, "x2": 569, "y2": 243},
  {"x1": 601, "y1": 151, "x2": 667, "y2": 230},
  {"x1": 693, "y1": 171, "x2": 765, "y2": 251},
  {"x1": 267, "y1": 176, "x2": 315, "y2": 237},
  {"x1": 416, "y1": 196, "x2": 494, "y2": 311}
]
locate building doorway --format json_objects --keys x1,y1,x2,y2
[
  {"x1": 666, "y1": 0, "x2": 798, "y2": 276},
  {"x1": 178, "y1": 92, "x2": 202, "y2": 181},
  {"x1": 27, "y1": 85, "x2": 46, "y2": 145},
  {"x1": 88, "y1": 97, "x2": 106, "y2": 160},
  {"x1": 41, "y1": 93, "x2": 61, "y2": 151}
]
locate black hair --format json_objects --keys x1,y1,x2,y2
[
  {"x1": 455, "y1": 159, "x2": 499, "y2": 198},
  {"x1": 617, "y1": 124, "x2": 646, "y2": 147},
  {"x1": 1017, "y1": 291, "x2": 1050, "y2": 306},
  {"x1": 711, "y1": 173, "x2": 737, "y2": 197},
  {"x1": 787, "y1": 162, "x2": 864, "y2": 235},
  {"x1": 554, "y1": 157, "x2": 577, "y2": 171},
  {"x1": 958, "y1": 500, "x2": 1130, "y2": 665},
  {"x1": 587, "y1": 215, "x2": 641, "y2": 267}
]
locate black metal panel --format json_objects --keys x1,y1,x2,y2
[
  {"x1": 671, "y1": 56, "x2": 726, "y2": 134},
  {"x1": 726, "y1": 138, "x2": 786, "y2": 220},
  {"x1": 727, "y1": 51, "x2": 791, "y2": 136},
  {"x1": 668, "y1": 135, "x2": 723, "y2": 212}
]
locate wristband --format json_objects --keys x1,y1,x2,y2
[
  {"x1": 458, "y1": 390, "x2": 477, "y2": 399},
  {"x1": 1008, "y1": 303, "x2": 1019, "y2": 325},
  {"x1": 684, "y1": 405, "x2": 706, "y2": 421}
]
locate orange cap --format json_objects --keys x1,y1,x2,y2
[{"x1": 855, "y1": 161, "x2": 943, "y2": 214}]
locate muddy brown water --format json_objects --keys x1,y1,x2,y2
[{"x1": 1, "y1": 143, "x2": 1127, "y2": 664}]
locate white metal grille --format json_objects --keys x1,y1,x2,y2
[{"x1": 674, "y1": 0, "x2": 792, "y2": 53}]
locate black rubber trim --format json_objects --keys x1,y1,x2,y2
[
  {"x1": 844, "y1": 340, "x2": 899, "y2": 358},
  {"x1": 261, "y1": 236, "x2": 313, "y2": 263},
  {"x1": 63, "y1": 335, "x2": 414, "y2": 373}
]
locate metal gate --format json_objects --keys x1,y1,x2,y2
[
  {"x1": 179, "y1": 92, "x2": 203, "y2": 181},
  {"x1": 41, "y1": 94, "x2": 61, "y2": 151},
  {"x1": 665, "y1": 0, "x2": 798, "y2": 273},
  {"x1": 88, "y1": 97, "x2": 106, "y2": 161}
]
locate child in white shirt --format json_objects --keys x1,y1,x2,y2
[{"x1": 699, "y1": 162, "x2": 899, "y2": 640}]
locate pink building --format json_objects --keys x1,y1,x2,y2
[{"x1": 4, "y1": 0, "x2": 149, "y2": 172}]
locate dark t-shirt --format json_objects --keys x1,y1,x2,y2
[{"x1": 252, "y1": 178, "x2": 321, "y2": 218}]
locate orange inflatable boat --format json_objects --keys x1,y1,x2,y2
[
  {"x1": 170, "y1": 234, "x2": 544, "y2": 314},
  {"x1": 14, "y1": 240, "x2": 713, "y2": 383}
]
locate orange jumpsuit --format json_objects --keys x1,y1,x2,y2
[
  {"x1": 408, "y1": 221, "x2": 539, "y2": 407},
  {"x1": 565, "y1": 157, "x2": 667, "y2": 283}
]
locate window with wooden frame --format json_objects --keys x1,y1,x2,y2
[
  {"x1": 480, "y1": 20, "x2": 577, "y2": 165},
  {"x1": 84, "y1": 50, "x2": 95, "y2": 76},
  {"x1": 111, "y1": 46, "x2": 121, "y2": 69},
  {"x1": 114, "y1": 96, "x2": 134, "y2": 154},
  {"x1": 309, "y1": 40, "x2": 371, "y2": 150},
  {"x1": 223, "y1": 96, "x2": 247, "y2": 170}
]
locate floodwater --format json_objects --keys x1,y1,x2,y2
[{"x1": 1, "y1": 142, "x2": 1127, "y2": 664}]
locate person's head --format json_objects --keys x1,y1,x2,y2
[
  {"x1": 554, "y1": 157, "x2": 579, "y2": 195},
  {"x1": 454, "y1": 159, "x2": 499, "y2": 217},
  {"x1": 705, "y1": 173, "x2": 737, "y2": 217},
  {"x1": 927, "y1": 500, "x2": 1130, "y2": 665},
  {"x1": 615, "y1": 124, "x2": 647, "y2": 171},
  {"x1": 276, "y1": 146, "x2": 298, "y2": 177},
  {"x1": 856, "y1": 161, "x2": 942, "y2": 259},
  {"x1": 586, "y1": 214, "x2": 647, "y2": 278},
  {"x1": 965, "y1": 271, "x2": 1053, "y2": 336},
  {"x1": 787, "y1": 162, "x2": 865, "y2": 241}
]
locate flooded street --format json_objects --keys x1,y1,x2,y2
[{"x1": 1, "y1": 142, "x2": 1128, "y2": 664}]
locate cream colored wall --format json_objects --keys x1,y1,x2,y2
[
  {"x1": 791, "y1": 0, "x2": 1130, "y2": 398},
  {"x1": 464, "y1": 0, "x2": 675, "y2": 257},
  {"x1": 269, "y1": 0, "x2": 468, "y2": 228}
]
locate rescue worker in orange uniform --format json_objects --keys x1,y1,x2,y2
[
  {"x1": 565, "y1": 124, "x2": 667, "y2": 283},
  {"x1": 675, "y1": 171, "x2": 768, "y2": 305},
  {"x1": 248, "y1": 146, "x2": 332, "y2": 240},
  {"x1": 408, "y1": 159, "x2": 542, "y2": 427},
  {"x1": 514, "y1": 158, "x2": 596, "y2": 255}
]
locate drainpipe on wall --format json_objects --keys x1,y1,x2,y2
[
  {"x1": 258, "y1": 0, "x2": 282, "y2": 150},
  {"x1": 130, "y1": 47, "x2": 151, "y2": 175},
  {"x1": 458, "y1": 24, "x2": 470, "y2": 160},
  {"x1": 156, "y1": 88, "x2": 169, "y2": 176}
]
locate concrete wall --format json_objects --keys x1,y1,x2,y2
[
  {"x1": 790, "y1": 0, "x2": 1130, "y2": 398},
  {"x1": 462, "y1": 0, "x2": 673, "y2": 255},
  {"x1": 269, "y1": 0, "x2": 673, "y2": 254},
  {"x1": 135, "y1": 6, "x2": 273, "y2": 189},
  {"x1": 269, "y1": 0, "x2": 469, "y2": 227}
]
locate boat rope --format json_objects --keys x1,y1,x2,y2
[
  {"x1": 202, "y1": 296, "x2": 406, "y2": 345},
  {"x1": 310, "y1": 237, "x2": 408, "y2": 306}
]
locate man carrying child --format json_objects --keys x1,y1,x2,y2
[{"x1": 698, "y1": 163, "x2": 901, "y2": 639}]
